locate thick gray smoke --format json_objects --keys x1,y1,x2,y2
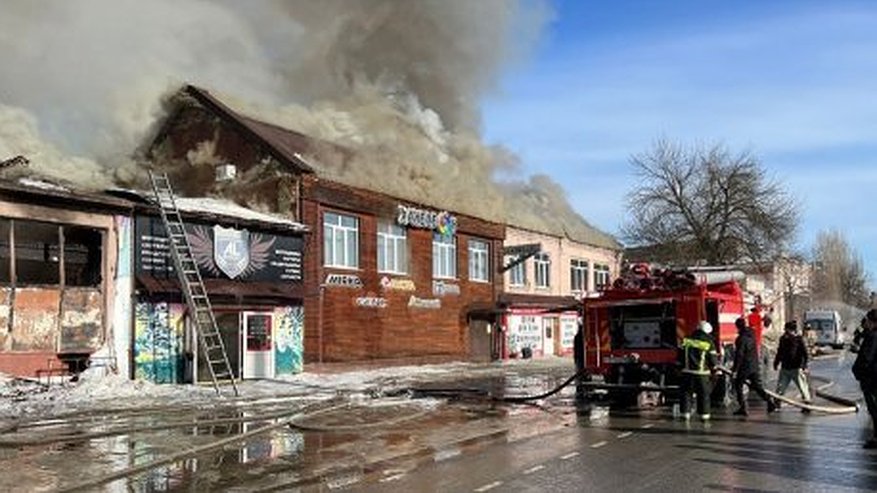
[{"x1": 0, "y1": 0, "x2": 615, "y2": 246}]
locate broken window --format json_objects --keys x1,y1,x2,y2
[
  {"x1": 0, "y1": 219, "x2": 10, "y2": 284},
  {"x1": 14, "y1": 220, "x2": 61, "y2": 285},
  {"x1": 63, "y1": 226, "x2": 103, "y2": 287}
]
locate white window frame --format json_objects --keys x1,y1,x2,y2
[
  {"x1": 432, "y1": 233, "x2": 457, "y2": 279},
  {"x1": 468, "y1": 238, "x2": 490, "y2": 283},
  {"x1": 323, "y1": 211, "x2": 359, "y2": 269},
  {"x1": 534, "y1": 252, "x2": 551, "y2": 289},
  {"x1": 595, "y1": 264, "x2": 611, "y2": 290},
  {"x1": 506, "y1": 255, "x2": 526, "y2": 287},
  {"x1": 570, "y1": 259, "x2": 589, "y2": 293},
  {"x1": 377, "y1": 221, "x2": 408, "y2": 274}
]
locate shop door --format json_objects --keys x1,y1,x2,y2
[
  {"x1": 242, "y1": 312, "x2": 274, "y2": 379},
  {"x1": 542, "y1": 318, "x2": 554, "y2": 356}
]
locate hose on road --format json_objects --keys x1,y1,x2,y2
[{"x1": 715, "y1": 366, "x2": 858, "y2": 414}]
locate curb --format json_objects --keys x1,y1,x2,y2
[{"x1": 265, "y1": 427, "x2": 510, "y2": 490}]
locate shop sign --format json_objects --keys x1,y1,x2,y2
[
  {"x1": 324, "y1": 273, "x2": 363, "y2": 288},
  {"x1": 408, "y1": 295, "x2": 441, "y2": 309},
  {"x1": 213, "y1": 226, "x2": 250, "y2": 279},
  {"x1": 396, "y1": 204, "x2": 457, "y2": 236},
  {"x1": 432, "y1": 280, "x2": 460, "y2": 296},
  {"x1": 135, "y1": 216, "x2": 303, "y2": 282},
  {"x1": 380, "y1": 276, "x2": 416, "y2": 291},
  {"x1": 355, "y1": 296, "x2": 388, "y2": 308}
]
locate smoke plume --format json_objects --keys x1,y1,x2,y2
[{"x1": 0, "y1": 0, "x2": 617, "y2": 247}]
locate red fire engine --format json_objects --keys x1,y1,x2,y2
[{"x1": 582, "y1": 265, "x2": 753, "y2": 403}]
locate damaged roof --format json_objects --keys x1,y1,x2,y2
[{"x1": 182, "y1": 85, "x2": 322, "y2": 174}]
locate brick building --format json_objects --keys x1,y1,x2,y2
[{"x1": 147, "y1": 85, "x2": 505, "y2": 364}]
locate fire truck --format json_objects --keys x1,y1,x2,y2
[{"x1": 581, "y1": 266, "x2": 752, "y2": 405}]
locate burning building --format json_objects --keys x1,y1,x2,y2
[
  {"x1": 145, "y1": 86, "x2": 505, "y2": 364},
  {"x1": 0, "y1": 164, "x2": 131, "y2": 378}
]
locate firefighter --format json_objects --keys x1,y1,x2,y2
[
  {"x1": 732, "y1": 317, "x2": 777, "y2": 416},
  {"x1": 678, "y1": 321, "x2": 718, "y2": 421},
  {"x1": 573, "y1": 320, "x2": 586, "y2": 401}
]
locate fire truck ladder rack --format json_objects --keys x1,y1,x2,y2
[{"x1": 148, "y1": 171, "x2": 239, "y2": 397}]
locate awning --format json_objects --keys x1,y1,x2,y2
[{"x1": 136, "y1": 275, "x2": 303, "y2": 301}]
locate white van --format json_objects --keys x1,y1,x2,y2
[{"x1": 803, "y1": 310, "x2": 846, "y2": 349}]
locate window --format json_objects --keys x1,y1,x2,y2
[
  {"x1": 432, "y1": 233, "x2": 456, "y2": 279},
  {"x1": 0, "y1": 219, "x2": 9, "y2": 284},
  {"x1": 63, "y1": 226, "x2": 103, "y2": 287},
  {"x1": 377, "y1": 222, "x2": 408, "y2": 274},
  {"x1": 323, "y1": 212, "x2": 359, "y2": 268},
  {"x1": 0, "y1": 219, "x2": 104, "y2": 288},
  {"x1": 534, "y1": 252, "x2": 550, "y2": 288},
  {"x1": 595, "y1": 264, "x2": 611, "y2": 290},
  {"x1": 15, "y1": 221, "x2": 61, "y2": 285},
  {"x1": 468, "y1": 239, "x2": 489, "y2": 282},
  {"x1": 570, "y1": 259, "x2": 589, "y2": 293},
  {"x1": 506, "y1": 256, "x2": 526, "y2": 287}
]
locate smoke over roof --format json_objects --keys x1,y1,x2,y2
[{"x1": 0, "y1": 0, "x2": 619, "y2": 250}]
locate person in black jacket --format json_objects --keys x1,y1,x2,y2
[
  {"x1": 573, "y1": 321, "x2": 586, "y2": 400},
  {"x1": 852, "y1": 309, "x2": 877, "y2": 448},
  {"x1": 732, "y1": 317, "x2": 777, "y2": 416},
  {"x1": 774, "y1": 320, "x2": 812, "y2": 408}
]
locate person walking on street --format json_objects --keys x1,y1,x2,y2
[
  {"x1": 678, "y1": 321, "x2": 718, "y2": 421},
  {"x1": 852, "y1": 309, "x2": 877, "y2": 448},
  {"x1": 733, "y1": 317, "x2": 777, "y2": 417},
  {"x1": 573, "y1": 321, "x2": 586, "y2": 401},
  {"x1": 774, "y1": 320, "x2": 812, "y2": 411}
]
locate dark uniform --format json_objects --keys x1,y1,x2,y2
[
  {"x1": 852, "y1": 311, "x2": 877, "y2": 448},
  {"x1": 733, "y1": 318, "x2": 776, "y2": 416}
]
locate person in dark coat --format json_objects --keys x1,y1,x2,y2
[
  {"x1": 852, "y1": 309, "x2": 877, "y2": 448},
  {"x1": 573, "y1": 321, "x2": 586, "y2": 400},
  {"x1": 732, "y1": 317, "x2": 777, "y2": 416},
  {"x1": 774, "y1": 320, "x2": 812, "y2": 408},
  {"x1": 678, "y1": 321, "x2": 718, "y2": 421}
]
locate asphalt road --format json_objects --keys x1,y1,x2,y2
[{"x1": 350, "y1": 354, "x2": 877, "y2": 493}]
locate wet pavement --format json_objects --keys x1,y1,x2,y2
[
  {"x1": 348, "y1": 353, "x2": 877, "y2": 493},
  {"x1": 1, "y1": 354, "x2": 871, "y2": 492}
]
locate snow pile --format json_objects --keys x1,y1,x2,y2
[
  {"x1": 276, "y1": 362, "x2": 476, "y2": 392},
  {"x1": 174, "y1": 197, "x2": 307, "y2": 230}
]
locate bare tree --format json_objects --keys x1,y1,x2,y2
[
  {"x1": 811, "y1": 229, "x2": 870, "y2": 310},
  {"x1": 623, "y1": 139, "x2": 799, "y2": 265}
]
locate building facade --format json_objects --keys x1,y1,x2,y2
[
  {"x1": 129, "y1": 196, "x2": 307, "y2": 383},
  {"x1": 0, "y1": 177, "x2": 131, "y2": 378},
  {"x1": 501, "y1": 225, "x2": 622, "y2": 359},
  {"x1": 147, "y1": 85, "x2": 505, "y2": 365}
]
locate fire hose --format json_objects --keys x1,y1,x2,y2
[
  {"x1": 411, "y1": 370, "x2": 679, "y2": 403},
  {"x1": 715, "y1": 366, "x2": 859, "y2": 414},
  {"x1": 413, "y1": 368, "x2": 859, "y2": 414}
]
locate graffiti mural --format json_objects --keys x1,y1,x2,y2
[
  {"x1": 134, "y1": 302, "x2": 186, "y2": 383},
  {"x1": 274, "y1": 306, "x2": 304, "y2": 375}
]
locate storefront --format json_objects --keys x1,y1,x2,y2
[
  {"x1": 131, "y1": 201, "x2": 306, "y2": 383},
  {"x1": 0, "y1": 178, "x2": 130, "y2": 377},
  {"x1": 499, "y1": 294, "x2": 580, "y2": 359}
]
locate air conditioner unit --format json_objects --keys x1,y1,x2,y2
[{"x1": 216, "y1": 164, "x2": 237, "y2": 182}]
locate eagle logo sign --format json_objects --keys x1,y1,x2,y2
[{"x1": 188, "y1": 225, "x2": 275, "y2": 279}]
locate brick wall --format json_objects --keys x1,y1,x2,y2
[{"x1": 302, "y1": 179, "x2": 504, "y2": 363}]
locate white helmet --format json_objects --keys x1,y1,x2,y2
[{"x1": 698, "y1": 321, "x2": 713, "y2": 334}]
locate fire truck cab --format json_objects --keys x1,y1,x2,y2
[{"x1": 583, "y1": 278, "x2": 749, "y2": 404}]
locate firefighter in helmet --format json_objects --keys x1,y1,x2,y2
[{"x1": 678, "y1": 321, "x2": 718, "y2": 421}]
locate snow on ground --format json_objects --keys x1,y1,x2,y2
[{"x1": 0, "y1": 357, "x2": 574, "y2": 421}]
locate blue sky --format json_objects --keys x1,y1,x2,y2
[{"x1": 483, "y1": 0, "x2": 877, "y2": 279}]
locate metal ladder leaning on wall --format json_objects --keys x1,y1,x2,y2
[{"x1": 148, "y1": 171, "x2": 239, "y2": 397}]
